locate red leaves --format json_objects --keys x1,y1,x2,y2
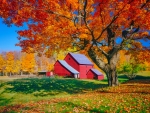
[{"x1": 35, "y1": 10, "x2": 48, "y2": 20}]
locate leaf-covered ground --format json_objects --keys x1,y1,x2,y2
[{"x1": 0, "y1": 78, "x2": 150, "y2": 113}]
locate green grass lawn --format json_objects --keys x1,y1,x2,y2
[
  {"x1": 0, "y1": 73, "x2": 150, "y2": 113},
  {"x1": 0, "y1": 77, "x2": 105, "y2": 106}
]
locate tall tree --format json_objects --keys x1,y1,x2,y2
[
  {"x1": 4, "y1": 52, "x2": 15, "y2": 76},
  {"x1": 21, "y1": 53, "x2": 36, "y2": 74},
  {"x1": 0, "y1": 0, "x2": 150, "y2": 86},
  {"x1": 13, "y1": 60, "x2": 21, "y2": 75},
  {"x1": 0, "y1": 54, "x2": 5, "y2": 75}
]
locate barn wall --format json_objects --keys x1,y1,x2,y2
[
  {"x1": 54, "y1": 61, "x2": 72, "y2": 76},
  {"x1": 79, "y1": 65, "x2": 93, "y2": 79},
  {"x1": 65, "y1": 54, "x2": 79, "y2": 71},
  {"x1": 98, "y1": 75, "x2": 104, "y2": 80},
  {"x1": 86, "y1": 70, "x2": 94, "y2": 79},
  {"x1": 64, "y1": 53, "x2": 94, "y2": 79}
]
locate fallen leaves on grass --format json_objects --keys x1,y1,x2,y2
[{"x1": 0, "y1": 80, "x2": 150, "y2": 113}]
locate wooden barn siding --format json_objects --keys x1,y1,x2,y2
[
  {"x1": 87, "y1": 70, "x2": 104, "y2": 80},
  {"x1": 79, "y1": 65, "x2": 93, "y2": 79},
  {"x1": 54, "y1": 61, "x2": 72, "y2": 76},
  {"x1": 86, "y1": 70, "x2": 94, "y2": 79},
  {"x1": 64, "y1": 54, "x2": 79, "y2": 71},
  {"x1": 98, "y1": 75, "x2": 104, "y2": 80}
]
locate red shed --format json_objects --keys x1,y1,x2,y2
[
  {"x1": 64, "y1": 53, "x2": 93, "y2": 79},
  {"x1": 54, "y1": 60, "x2": 79, "y2": 78},
  {"x1": 46, "y1": 71, "x2": 53, "y2": 77},
  {"x1": 87, "y1": 68, "x2": 104, "y2": 80}
]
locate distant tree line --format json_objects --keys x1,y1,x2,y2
[{"x1": 0, "y1": 51, "x2": 66, "y2": 76}]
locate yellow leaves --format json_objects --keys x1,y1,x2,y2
[
  {"x1": 0, "y1": 55, "x2": 5, "y2": 72},
  {"x1": 4, "y1": 52, "x2": 15, "y2": 74},
  {"x1": 117, "y1": 50, "x2": 127, "y2": 66},
  {"x1": 21, "y1": 53, "x2": 36, "y2": 73},
  {"x1": 56, "y1": 51, "x2": 66, "y2": 60},
  {"x1": 47, "y1": 63, "x2": 54, "y2": 71},
  {"x1": 13, "y1": 60, "x2": 21, "y2": 73}
]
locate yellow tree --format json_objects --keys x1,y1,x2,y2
[
  {"x1": 47, "y1": 63, "x2": 54, "y2": 71},
  {"x1": 56, "y1": 51, "x2": 66, "y2": 60},
  {"x1": 117, "y1": 50, "x2": 129, "y2": 72},
  {"x1": 0, "y1": 54, "x2": 5, "y2": 75},
  {"x1": 13, "y1": 60, "x2": 21, "y2": 75},
  {"x1": 4, "y1": 52, "x2": 15, "y2": 76},
  {"x1": 21, "y1": 53, "x2": 36, "y2": 74},
  {"x1": 1, "y1": 0, "x2": 150, "y2": 86}
]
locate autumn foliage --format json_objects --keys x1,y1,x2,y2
[
  {"x1": 0, "y1": 0, "x2": 150, "y2": 86},
  {"x1": 0, "y1": 52, "x2": 56, "y2": 75}
]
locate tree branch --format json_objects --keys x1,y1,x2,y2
[
  {"x1": 96, "y1": 4, "x2": 127, "y2": 41},
  {"x1": 88, "y1": 48, "x2": 108, "y2": 72}
]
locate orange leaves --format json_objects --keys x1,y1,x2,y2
[
  {"x1": 66, "y1": 0, "x2": 79, "y2": 9},
  {"x1": 1, "y1": 79, "x2": 150, "y2": 113},
  {"x1": 136, "y1": 49, "x2": 150, "y2": 63},
  {"x1": 79, "y1": 33, "x2": 88, "y2": 39},
  {"x1": 132, "y1": 41, "x2": 143, "y2": 49},
  {"x1": 0, "y1": 0, "x2": 150, "y2": 76},
  {"x1": 116, "y1": 1, "x2": 124, "y2": 10}
]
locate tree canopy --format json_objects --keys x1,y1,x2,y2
[{"x1": 0, "y1": 0, "x2": 150, "y2": 86}]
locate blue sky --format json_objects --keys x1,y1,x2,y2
[
  {"x1": 0, "y1": 18, "x2": 149, "y2": 53},
  {"x1": 0, "y1": 18, "x2": 26, "y2": 52}
]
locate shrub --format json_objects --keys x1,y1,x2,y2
[{"x1": 118, "y1": 63, "x2": 145, "y2": 79}]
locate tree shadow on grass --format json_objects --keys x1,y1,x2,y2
[
  {"x1": 5, "y1": 78, "x2": 107, "y2": 96},
  {"x1": 118, "y1": 74, "x2": 150, "y2": 80},
  {"x1": 135, "y1": 75, "x2": 150, "y2": 79},
  {"x1": 0, "y1": 96, "x2": 13, "y2": 106}
]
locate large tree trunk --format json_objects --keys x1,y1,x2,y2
[
  {"x1": 88, "y1": 48, "x2": 119, "y2": 86},
  {"x1": 106, "y1": 66, "x2": 119, "y2": 86}
]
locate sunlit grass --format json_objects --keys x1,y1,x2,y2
[
  {"x1": 0, "y1": 73, "x2": 150, "y2": 113},
  {"x1": 0, "y1": 77, "x2": 108, "y2": 106},
  {"x1": 137, "y1": 71, "x2": 150, "y2": 76}
]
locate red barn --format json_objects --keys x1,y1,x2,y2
[
  {"x1": 64, "y1": 53, "x2": 93, "y2": 79},
  {"x1": 54, "y1": 53, "x2": 104, "y2": 80},
  {"x1": 54, "y1": 60, "x2": 79, "y2": 78},
  {"x1": 87, "y1": 68, "x2": 104, "y2": 80}
]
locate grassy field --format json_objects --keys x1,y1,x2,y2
[{"x1": 0, "y1": 73, "x2": 150, "y2": 113}]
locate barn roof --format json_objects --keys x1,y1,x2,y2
[
  {"x1": 58, "y1": 60, "x2": 79, "y2": 74},
  {"x1": 90, "y1": 68, "x2": 103, "y2": 76},
  {"x1": 69, "y1": 53, "x2": 93, "y2": 65}
]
